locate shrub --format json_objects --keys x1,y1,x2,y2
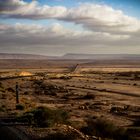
[
  {"x1": 81, "y1": 118, "x2": 131, "y2": 140},
  {"x1": 18, "y1": 106, "x2": 69, "y2": 127},
  {"x1": 60, "y1": 76, "x2": 71, "y2": 80},
  {"x1": 17, "y1": 112, "x2": 34, "y2": 125},
  {"x1": 0, "y1": 106, "x2": 5, "y2": 112},
  {"x1": 7, "y1": 87, "x2": 15, "y2": 93},
  {"x1": 133, "y1": 83, "x2": 137, "y2": 86},
  {"x1": 114, "y1": 77, "x2": 118, "y2": 80},
  {"x1": 37, "y1": 132, "x2": 78, "y2": 140},
  {"x1": 16, "y1": 104, "x2": 25, "y2": 110},
  {"x1": 33, "y1": 80, "x2": 67, "y2": 95},
  {"x1": 83, "y1": 93, "x2": 95, "y2": 99},
  {"x1": 1, "y1": 93, "x2": 7, "y2": 99},
  {"x1": 0, "y1": 82, "x2": 3, "y2": 87},
  {"x1": 33, "y1": 107, "x2": 52, "y2": 127},
  {"x1": 133, "y1": 118, "x2": 140, "y2": 127},
  {"x1": 76, "y1": 93, "x2": 95, "y2": 100},
  {"x1": 110, "y1": 106, "x2": 124, "y2": 113},
  {"x1": 24, "y1": 91, "x2": 29, "y2": 95},
  {"x1": 0, "y1": 87, "x2": 5, "y2": 93}
]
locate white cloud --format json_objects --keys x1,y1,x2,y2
[
  {"x1": 0, "y1": 23, "x2": 129, "y2": 47},
  {"x1": 60, "y1": 3, "x2": 140, "y2": 34},
  {"x1": 1, "y1": 0, "x2": 140, "y2": 34}
]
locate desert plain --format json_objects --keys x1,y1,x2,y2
[{"x1": 0, "y1": 59, "x2": 140, "y2": 140}]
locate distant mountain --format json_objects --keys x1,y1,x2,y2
[
  {"x1": 0, "y1": 53, "x2": 139, "y2": 60},
  {"x1": 0, "y1": 53, "x2": 49, "y2": 59},
  {"x1": 61, "y1": 53, "x2": 140, "y2": 60}
]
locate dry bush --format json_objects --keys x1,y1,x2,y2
[
  {"x1": 133, "y1": 83, "x2": 137, "y2": 86},
  {"x1": 16, "y1": 104, "x2": 25, "y2": 110},
  {"x1": 59, "y1": 75, "x2": 71, "y2": 80},
  {"x1": 110, "y1": 106, "x2": 128, "y2": 116},
  {"x1": 0, "y1": 82, "x2": 3, "y2": 87},
  {"x1": 77, "y1": 93, "x2": 95, "y2": 100},
  {"x1": 7, "y1": 87, "x2": 15, "y2": 93},
  {"x1": 0, "y1": 106, "x2": 6, "y2": 112},
  {"x1": 133, "y1": 118, "x2": 140, "y2": 127},
  {"x1": 17, "y1": 106, "x2": 69, "y2": 127},
  {"x1": 1, "y1": 93, "x2": 7, "y2": 99},
  {"x1": 33, "y1": 80, "x2": 68, "y2": 95},
  {"x1": 83, "y1": 93, "x2": 95, "y2": 100},
  {"x1": 0, "y1": 85, "x2": 5, "y2": 93},
  {"x1": 24, "y1": 91, "x2": 29, "y2": 95},
  {"x1": 36, "y1": 132, "x2": 79, "y2": 140},
  {"x1": 81, "y1": 118, "x2": 132, "y2": 140}
]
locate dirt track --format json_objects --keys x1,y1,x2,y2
[{"x1": 67, "y1": 86, "x2": 140, "y2": 97}]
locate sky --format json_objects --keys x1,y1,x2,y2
[{"x1": 0, "y1": 0, "x2": 140, "y2": 56}]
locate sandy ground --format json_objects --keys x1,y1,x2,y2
[{"x1": 0, "y1": 64, "x2": 140, "y2": 139}]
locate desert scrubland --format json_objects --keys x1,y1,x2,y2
[{"x1": 0, "y1": 59, "x2": 140, "y2": 140}]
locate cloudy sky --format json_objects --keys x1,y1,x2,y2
[{"x1": 0, "y1": 0, "x2": 140, "y2": 56}]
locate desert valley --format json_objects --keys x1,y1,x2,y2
[{"x1": 0, "y1": 54, "x2": 140, "y2": 140}]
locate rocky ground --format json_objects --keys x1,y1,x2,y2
[{"x1": 0, "y1": 67, "x2": 140, "y2": 140}]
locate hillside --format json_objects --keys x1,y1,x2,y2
[
  {"x1": 0, "y1": 53, "x2": 48, "y2": 59},
  {"x1": 62, "y1": 53, "x2": 140, "y2": 60},
  {"x1": 0, "y1": 53, "x2": 140, "y2": 60}
]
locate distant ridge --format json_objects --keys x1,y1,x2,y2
[
  {"x1": 0, "y1": 53, "x2": 49, "y2": 59},
  {"x1": 61, "y1": 53, "x2": 140, "y2": 60},
  {"x1": 0, "y1": 53, "x2": 140, "y2": 60}
]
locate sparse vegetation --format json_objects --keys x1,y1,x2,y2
[
  {"x1": 0, "y1": 64, "x2": 140, "y2": 139},
  {"x1": 133, "y1": 83, "x2": 137, "y2": 86},
  {"x1": 17, "y1": 106, "x2": 69, "y2": 127},
  {"x1": 7, "y1": 87, "x2": 15, "y2": 93},
  {"x1": 75, "y1": 93, "x2": 95, "y2": 100},
  {"x1": 59, "y1": 75, "x2": 71, "y2": 80},
  {"x1": 33, "y1": 80, "x2": 69, "y2": 95},
  {"x1": 83, "y1": 93, "x2": 95, "y2": 99},
  {"x1": 37, "y1": 132, "x2": 78, "y2": 140},
  {"x1": 0, "y1": 84, "x2": 5, "y2": 93},
  {"x1": 1, "y1": 93, "x2": 7, "y2": 99},
  {"x1": 24, "y1": 91, "x2": 29, "y2": 95},
  {"x1": 110, "y1": 106, "x2": 128, "y2": 116},
  {"x1": 0, "y1": 106, "x2": 5, "y2": 112},
  {"x1": 16, "y1": 104, "x2": 25, "y2": 110},
  {"x1": 0, "y1": 82, "x2": 3, "y2": 88},
  {"x1": 81, "y1": 118, "x2": 132, "y2": 140},
  {"x1": 133, "y1": 118, "x2": 140, "y2": 127}
]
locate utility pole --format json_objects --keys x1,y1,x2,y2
[{"x1": 16, "y1": 82, "x2": 19, "y2": 104}]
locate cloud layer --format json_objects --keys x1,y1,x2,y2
[
  {"x1": 0, "y1": 23, "x2": 129, "y2": 47},
  {"x1": 0, "y1": 0, "x2": 140, "y2": 55},
  {"x1": 1, "y1": 0, "x2": 140, "y2": 34}
]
